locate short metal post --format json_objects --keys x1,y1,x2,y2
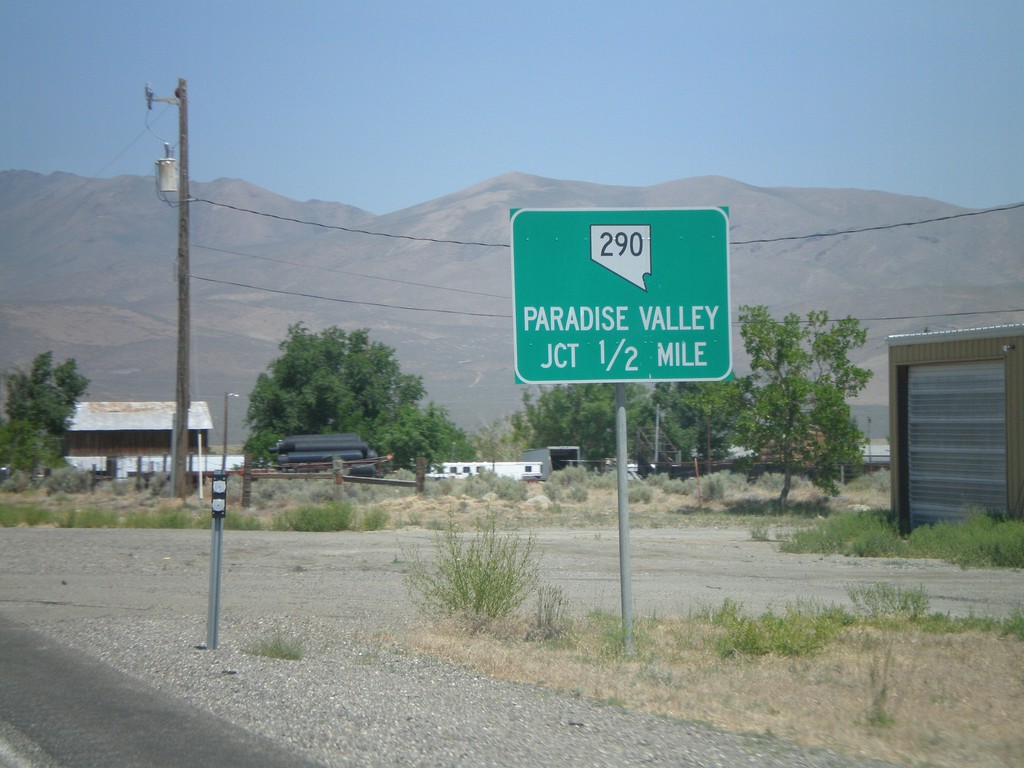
[{"x1": 206, "y1": 516, "x2": 223, "y2": 649}]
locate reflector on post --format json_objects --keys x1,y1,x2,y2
[{"x1": 211, "y1": 471, "x2": 227, "y2": 518}]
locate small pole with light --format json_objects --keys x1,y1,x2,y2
[{"x1": 222, "y1": 392, "x2": 239, "y2": 472}]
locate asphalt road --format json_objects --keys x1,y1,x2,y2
[{"x1": 0, "y1": 617, "x2": 319, "y2": 768}]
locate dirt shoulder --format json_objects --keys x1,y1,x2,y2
[{"x1": 1, "y1": 524, "x2": 1019, "y2": 628}]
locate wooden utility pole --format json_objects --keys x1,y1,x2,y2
[{"x1": 171, "y1": 78, "x2": 190, "y2": 498}]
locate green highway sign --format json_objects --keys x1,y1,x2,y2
[{"x1": 511, "y1": 208, "x2": 732, "y2": 384}]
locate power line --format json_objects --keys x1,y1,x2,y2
[
  {"x1": 193, "y1": 243, "x2": 509, "y2": 299},
  {"x1": 190, "y1": 197, "x2": 508, "y2": 247},
  {"x1": 191, "y1": 196, "x2": 1023, "y2": 248},
  {"x1": 729, "y1": 305, "x2": 1024, "y2": 325},
  {"x1": 192, "y1": 271, "x2": 1023, "y2": 326},
  {"x1": 190, "y1": 274, "x2": 511, "y2": 318},
  {"x1": 185, "y1": 195, "x2": 1023, "y2": 323},
  {"x1": 731, "y1": 202, "x2": 1024, "y2": 244}
]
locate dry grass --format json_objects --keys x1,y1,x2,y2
[
  {"x1": 3, "y1": 467, "x2": 891, "y2": 532},
  {"x1": 406, "y1": 615, "x2": 1024, "y2": 768}
]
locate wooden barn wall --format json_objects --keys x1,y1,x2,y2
[
  {"x1": 889, "y1": 332, "x2": 1024, "y2": 528},
  {"x1": 67, "y1": 430, "x2": 210, "y2": 457}
]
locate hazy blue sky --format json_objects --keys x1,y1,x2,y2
[{"x1": 2, "y1": 0, "x2": 1021, "y2": 214}]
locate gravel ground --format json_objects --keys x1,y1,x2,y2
[
  {"x1": 36, "y1": 614, "x2": 902, "y2": 768},
  {"x1": 5, "y1": 526, "x2": 1017, "y2": 767}
]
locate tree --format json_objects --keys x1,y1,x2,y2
[
  {"x1": 470, "y1": 414, "x2": 526, "y2": 463},
  {"x1": 511, "y1": 383, "x2": 650, "y2": 462},
  {"x1": 243, "y1": 324, "x2": 466, "y2": 468},
  {"x1": 735, "y1": 305, "x2": 872, "y2": 507},
  {"x1": 647, "y1": 381, "x2": 739, "y2": 471},
  {"x1": 378, "y1": 402, "x2": 473, "y2": 470},
  {"x1": 1, "y1": 352, "x2": 89, "y2": 472}
]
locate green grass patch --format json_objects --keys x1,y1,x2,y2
[
  {"x1": 59, "y1": 508, "x2": 119, "y2": 528},
  {"x1": 907, "y1": 514, "x2": 1024, "y2": 568},
  {"x1": 781, "y1": 508, "x2": 904, "y2": 557},
  {"x1": 246, "y1": 633, "x2": 305, "y2": 660},
  {"x1": 122, "y1": 508, "x2": 198, "y2": 528},
  {"x1": 359, "y1": 507, "x2": 389, "y2": 531},
  {"x1": 847, "y1": 582, "x2": 930, "y2": 621},
  {"x1": 0, "y1": 503, "x2": 54, "y2": 527},
  {"x1": 274, "y1": 501, "x2": 354, "y2": 532},
  {"x1": 781, "y1": 509, "x2": 1024, "y2": 568},
  {"x1": 1001, "y1": 607, "x2": 1024, "y2": 641},
  {"x1": 705, "y1": 598, "x2": 852, "y2": 658},
  {"x1": 585, "y1": 608, "x2": 658, "y2": 659},
  {"x1": 222, "y1": 514, "x2": 266, "y2": 531},
  {"x1": 689, "y1": 593, "x2": 1022, "y2": 660}
]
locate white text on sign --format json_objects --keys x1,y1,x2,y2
[{"x1": 522, "y1": 305, "x2": 720, "y2": 333}]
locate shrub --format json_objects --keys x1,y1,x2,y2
[
  {"x1": 711, "y1": 599, "x2": 850, "y2": 658},
  {"x1": 493, "y1": 476, "x2": 528, "y2": 502},
  {"x1": 43, "y1": 467, "x2": 91, "y2": 495},
  {"x1": 110, "y1": 479, "x2": 136, "y2": 496},
  {"x1": 847, "y1": 583, "x2": 930, "y2": 621},
  {"x1": 660, "y1": 478, "x2": 689, "y2": 496},
  {"x1": 749, "y1": 522, "x2": 771, "y2": 541},
  {"x1": 699, "y1": 472, "x2": 749, "y2": 501},
  {"x1": 908, "y1": 515, "x2": 1024, "y2": 569},
  {"x1": 628, "y1": 484, "x2": 653, "y2": 504},
  {"x1": 461, "y1": 475, "x2": 494, "y2": 499},
  {"x1": 644, "y1": 472, "x2": 669, "y2": 489},
  {"x1": 845, "y1": 469, "x2": 891, "y2": 496},
  {"x1": 425, "y1": 478, "x2": 456, "y2": 498},
  {"x1": 0, "y1": 503, "x2": 52, "y2": 526},
  {"x1": 754, "y1": 473, "x2": 786, "y2": 493},
  {"x1": 404, "y1": 517, "x2": 538, "y2": 624},
  {"x1": 1, "y1": 470, "x2": 32, "y2": 493},
  {"x1": 148, "y1": 473, "x2": 169, "y2": 497},
  {"x1": 306, "y1": 483, "x2": 336, "y2": 504},
  {"x1": 564, "y1": 483, "x2": 589, "y2": 502},
  {"x1": 276, "y1": 501, "x2": 353, "y2": 532},
  {"x1": 1003, "y1": 607, "x2": 1024, "y2": 641},
  {"x1": 780, "y1": 509, "x2": 902, "y2": 557},
  {"x1": 588, "y1": 472, "x2": 617, "y2": 490},
  {"x1": 529, "y1": 584, "x2": 571, "y2": 641},
  {"x1": 783, "y1": 509, "x2": 1024, "y2": 569},
  {"x1": 360, "y1": 507, "x2": 389, "y2": 531},
  {"x1": 547, "y1": 466, "x2": 588, "y2": 487}
]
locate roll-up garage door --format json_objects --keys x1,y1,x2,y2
[{"x1": 907, "y1": 361, "x2": 1007, "y2": 526}]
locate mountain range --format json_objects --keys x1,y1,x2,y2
[{"x1": 2, "y1": 169, "x2": 1021, "y2": 445}]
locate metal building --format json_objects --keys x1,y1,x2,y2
[{"x1": 888, "y1": 325, "x2": 1024, "y2": 530}]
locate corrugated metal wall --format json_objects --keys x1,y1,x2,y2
[
  {"x1": 889, "y1": 327, "x2": 1023, "y2": 530},
  {"x1": 907, "y1": 362, "x2": 1006, "y2": 526}
]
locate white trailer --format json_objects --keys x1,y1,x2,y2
[{"x1": 429, "y1": 461, "x2": 543, "y2": 481}]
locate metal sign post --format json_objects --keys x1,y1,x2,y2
[
  {"x1": 206, "y1": 471, "x2": 227, "y2": 650},
  {"x1": 511, "y1": 208, "x2": 732, "y2": 654},
  {"x1": 614, "y1": 383, "x2": 634, "y2": 654}
]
